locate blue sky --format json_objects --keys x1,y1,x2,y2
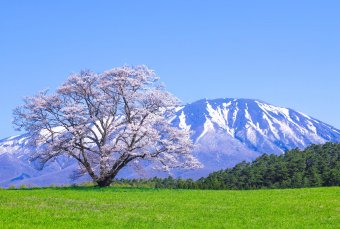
[{"x1": 1, "y1": 1, "x2": 339, "y2": 138}]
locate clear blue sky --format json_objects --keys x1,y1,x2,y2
[{"x1": 1, "y1": 1, "x2": 340, "y2": 138}]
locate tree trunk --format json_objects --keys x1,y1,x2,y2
[
  {"x1": 95, "y1": 159, "x2": 129, "y2": 187},
  {"x1": 95, "y1": 170, "x2": 120, "y2": 187},
  {"x1": 96, "y1": 177, "x2": 113, "y2": 187}
]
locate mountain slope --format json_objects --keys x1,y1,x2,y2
[{"x1": 0, "y1": 98, "x2": 339, "y2": 186}]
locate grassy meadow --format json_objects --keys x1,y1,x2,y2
[{"x1": 0, "y1": 187, "x2": 338, "y2": 228}]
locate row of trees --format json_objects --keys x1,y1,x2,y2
[
  {"x1": 111, "y1": 177, "x2": 198, "y2": 189},
  {"x1": 111, "y1": 142, "x2": 340, "y2": 189}
]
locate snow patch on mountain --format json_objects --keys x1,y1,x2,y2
[{"x1": 178, "y1": 111, "x2": 191, "y2": 131}]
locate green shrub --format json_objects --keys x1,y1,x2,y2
[
  {"x1": 8, "y1": 185, "x2": 16, "y2": 190},
  {"x1": 19, "y1": 184, "x2": 27, "y2": 189}
]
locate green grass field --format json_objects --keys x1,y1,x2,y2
[{"x1": 0, "y1": 187, "x2": 339, "y2": 228}]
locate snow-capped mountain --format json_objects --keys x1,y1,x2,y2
[
  {"x1": 170, "y1": 98, "x2": 340, "y2": 178},
  {"x1": 173, "y1": 98, "x2": 340, "y2": 153},
  {"x1": 0, "y1": 98, "x2": 339, "y2": 187}
]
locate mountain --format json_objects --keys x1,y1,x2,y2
[
  {"x1": 0, "y1": 98, "x2": 339, "y2": 187},
  {"x1": 174, "y1": 98, "x2": 339, "y2": 153},
  {"x1": 170, "y1": 98, "x2": 340, "y2": 178}
]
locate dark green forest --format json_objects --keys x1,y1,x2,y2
[{"x1": 112, "y1": 143, "x2": 340, "y2": 189}]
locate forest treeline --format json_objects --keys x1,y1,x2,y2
[{"x1": 111, "y1": 142, "x2": 340, "y2": 189}]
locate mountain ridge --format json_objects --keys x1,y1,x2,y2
[{"x1": 173, "y1": 98, "x2": 339, "y2": 152}]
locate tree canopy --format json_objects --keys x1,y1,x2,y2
[{"x1": 13, "y1": 66, "x2": 200, "y2": 187}]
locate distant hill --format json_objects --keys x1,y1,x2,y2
[{"x1": 197, "y1": 142, "x2": 340, "y2": 189}]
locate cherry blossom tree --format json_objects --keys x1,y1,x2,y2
[{"x1": 13, "y1": 66, "x2": 200, "y2": 187}]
